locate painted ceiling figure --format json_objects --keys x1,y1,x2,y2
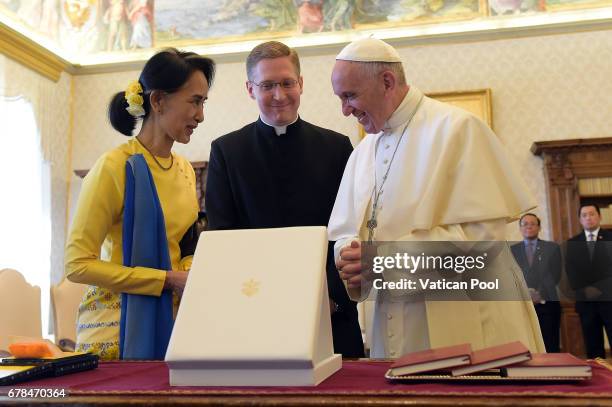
[
  {"x1": 423, "y1": 0, "x2": 445, "y2": 13},
  {"x1": 252, "y1": 0, "x2": 297, "y2": 31},
  {"x1": 216, "y1": 0, "x2": 256, "y2": 22},
  {"x1": 297, "y1": 0, "x2": 324, "y2": 33},
  {"x1": 325, "y1": 0, "x2": 356, "y2": 31},
  {"x1": 128, "y1": 0, "x2": 153, "y2": 49},
  {"x1": 104, "y1": 0, "x2": 128, "y2": 51}
]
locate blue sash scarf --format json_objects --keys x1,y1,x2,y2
[{"x1": 119, "y1": 154, "x2": 174, "y2": 360}]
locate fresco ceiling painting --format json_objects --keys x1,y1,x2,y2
[{"x1": 0, "y1": 0, "x2": 611, "y2": 66}]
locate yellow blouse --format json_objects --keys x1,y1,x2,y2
[{"x1": 65, "y1": 139, "x2": 199, "y2": 359}]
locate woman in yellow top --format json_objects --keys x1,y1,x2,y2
[{"x1": 65, "y1": 48, "x2": 215, "y2": 360}]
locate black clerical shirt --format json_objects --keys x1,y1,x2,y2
[{"x1": 205, "y1": 117, "x2": 364, "y2": 357}]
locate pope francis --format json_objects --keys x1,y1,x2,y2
[{"x1": 328, "y1": 37, "x2": 545, "y2": 358}]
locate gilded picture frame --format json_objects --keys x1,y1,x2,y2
[
  {"x1": 359, "y1": 88, "x2": 493, "y2": 139},
  {"x1": 544, "y1": 0, "x2": 612, "y2": 12},
  {"x1": 428, "y1": 88, "x2": 493, "y2": 128}
]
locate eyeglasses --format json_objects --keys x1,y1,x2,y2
[{"x1": 250, "y1": 79, "x2": 298, "y2": 92}]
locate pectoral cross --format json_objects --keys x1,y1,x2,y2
[
  {"x1": 366, "y1": 198, "x2": 380, "y2": 243},
  {"x1": 366, "y1": 218, "x2": 377, "y2": 243}
]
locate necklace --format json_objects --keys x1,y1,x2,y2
[
  {"x1": 136, "y1": 137, "x2": 173, "y2": 171},
  {"x1": 366, "y1": 96, "x2": 423, "y2": 243}
]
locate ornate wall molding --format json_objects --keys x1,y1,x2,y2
[{"x1": 0, "y1": 24, "x2": 68, "y2": 82}]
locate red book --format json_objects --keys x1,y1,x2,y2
[
  {"x1": 389, "y1": 344, "x2": 472, "y2": 376},
  {"x1": 502, "y1": 353, "x2": 591, "y2": 378},
  {"x1": 451, "y1": 341, "x2": 530, "y2": 376}
]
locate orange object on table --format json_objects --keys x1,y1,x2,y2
[{"x1": 8, "y1": 341, "x2": 56, "y2": 358}]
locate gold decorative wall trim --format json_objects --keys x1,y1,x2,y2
[
  {"x1": 0, "y1": 23, "x2": 68, "y2": 82},
  {"x1": 64, "y1": 76, "x2": 75, "y2": 239}
]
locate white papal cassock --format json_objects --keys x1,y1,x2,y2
[{"x1": 328, "y1": 86, "x2": 545, "y2": 358}]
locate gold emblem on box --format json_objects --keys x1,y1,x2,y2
[{"x1": 242, "y1": 279, "x2": 260, "y2": 297}]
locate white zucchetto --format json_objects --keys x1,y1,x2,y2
[{"x1": 336, "y1": 37, "x2": 402, "y2": 63}]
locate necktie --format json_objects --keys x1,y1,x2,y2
[
  {"x1": 526, "y1": 241, "x2": 535, "y2": 266},
  {"x1": 587, "y1": 232, "x2": 596, "y2": 258}
]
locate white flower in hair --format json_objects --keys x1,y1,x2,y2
[
  {"x1": 126, "y1": 104, "x2": 145, "y2": 117},
  {"x1": 124, "y1": 80, "x2": 145, "y2": 118}
]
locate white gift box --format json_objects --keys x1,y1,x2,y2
[{"x1": 165, "y1": 226, "x2": 342, "y2": 386}]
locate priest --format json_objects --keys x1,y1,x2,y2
[
  {"x1": 328, "y1": 37, "x2": 545, "y2": 358},
  {"x1": 205, "y1": 41, "x2": 364, "y2": 357}
]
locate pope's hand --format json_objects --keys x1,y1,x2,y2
[
  {"x1": 164, "y1": 270, "x2": 188, "y2": 296},
  {"x1": 337, "y1": 240, "x2": 363, "y2": 288}
]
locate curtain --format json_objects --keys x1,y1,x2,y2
[
  {"x1": 0, "y1": 95, "x2": 51, "y2": 335},
  {"x1": 0, "y1": 54, "x2": 72, "y2": 335}
]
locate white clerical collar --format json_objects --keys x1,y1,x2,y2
[
  {"x1": 260, "y1": 115, "x2": 299, "y2": 136},
  {"x1": 383, "y1": 86, "x2": 424, "y2": 131},
  {"x1": 585, "y1": 228, "x2": 600, "y2": 240}
]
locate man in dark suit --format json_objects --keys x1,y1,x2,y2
[
  {"x1": 511, "y1": 213, "x2": 562, "y2": 352},
  {"x1": 205, "y1": 41, "x2": 364, "y2": 357},
  {"x1": 565, "y1": 204, "x2": 612, "y2": 358}
]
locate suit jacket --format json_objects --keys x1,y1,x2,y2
[
  {"x1": 511, "y1": 239, "x2": 561, "y2": 302},
  {"x1": 205, "y1": 117, "x2": 364, "y2": 356},
  {"x1": 565, "y1": 228, "x2": 612, "y2": 303}
]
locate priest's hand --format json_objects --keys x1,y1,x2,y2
[
  {"x1": 584, "y1": 285, "x2": 602, "y2": 300},
  {"x1": 164, "y1": 270, "x2": 188, "y2": 296},
  {"x1": 337, "y1": 240, "x2": 363, "y2": 288},
  {"x1": 329, "y1": 298, "x2": 340, "y2": 315},
  {"x1": 529, "y1": 288, "x2": 543, "y2": 304}
]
